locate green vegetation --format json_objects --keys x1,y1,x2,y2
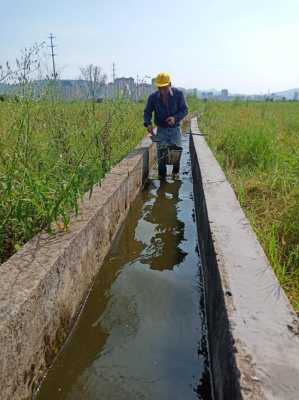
[
  {"x1": 0, "y1": 98, "x2": 145, "y2": 263},
  {"x1": 2, "y1": 89, "x2": 298, "y2": 315},
  {"x1": 193, "y1": 100, "x2": 299, "y2": 312}
]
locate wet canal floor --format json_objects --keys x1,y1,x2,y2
[{"x1": 36, "y1": 137, "x2": 212, "y2": 400}]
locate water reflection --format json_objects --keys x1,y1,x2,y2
[{"x1": 140, "y1": 180, "x2": 187, "y2": 271}]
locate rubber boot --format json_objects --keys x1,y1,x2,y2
[
  {"x1": 172, "y1": 150, "x2": 182, "y2": 175},
  {"x1": 157, "y1": 146, "x2": 167, "y2": 179}
]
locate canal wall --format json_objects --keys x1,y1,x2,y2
[
  {"x1": 0, "y1": 138, "x2": 155, "y2": 400},
  {"x1": 190, "y1": 117, "x2": 299, "y2": 400}
]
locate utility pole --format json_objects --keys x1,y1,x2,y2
[
  {"x1": 112, "y1": 62, "x2": 117, "y2": 98},
  {"x1": 136, "y1": 74, "x2": 139, "y2": 101},
  {"x1": 49, "y1": 33, "x2": 57, "y2": 79},
  {"x1": 112, "y1": 62, "x2": 116, "y2": 82}
]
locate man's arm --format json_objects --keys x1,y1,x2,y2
[
  {"x1": 144, "y1": 95, "x2": 154, "y2": 128},
  {"x1": 173, "y1": 91, "x2": 188, "y2": 124}
]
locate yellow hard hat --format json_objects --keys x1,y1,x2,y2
[{"x1": 155, "y1": 72, "x2": 171, "y2": 87}]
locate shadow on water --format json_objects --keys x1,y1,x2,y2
[{"x1": 36, "y1": 138, "x2": 212, "y2": 400}]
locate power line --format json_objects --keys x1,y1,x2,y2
[{"x1": 49, "y1": 33, "x2": 57, "y2": 80}]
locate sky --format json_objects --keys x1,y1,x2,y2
[{"x1": 1, "y1": 0, "x2": 299, "y2": 94}]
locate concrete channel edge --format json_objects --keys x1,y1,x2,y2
[
  {"x1": 0, "y1": 137, "x2": 155, "y2": 400},
  {"x1": 190, "y1": 117, "x2": 299, "y2": 400}
]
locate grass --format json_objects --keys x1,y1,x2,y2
[
  {"x1": 0, "y1": 97, "x2": 146, "y2": 264},
  {"x1": 192, "y1": 100, "x2": 299, "y2": 313}
]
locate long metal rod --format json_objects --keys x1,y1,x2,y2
[{"x1": 186, "y1": 133, "x2": 208, "y2": 136}]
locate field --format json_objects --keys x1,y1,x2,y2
[
  {"x1": 1, "y1": 95, "x2": 298, "y2": 313},
  {"x1": 192, "y1": 100, "x2": 299, "y2": 312},
  {"x1": 0, "y1": 98, "x2": 145, "y2": 264}
]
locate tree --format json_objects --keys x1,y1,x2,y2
[
  {"x1": 0, "y1": 42, "x2": 45, "y2": 85},
  {"x1": 80, "y1": 64, "x2": 107, "y2": 110}
]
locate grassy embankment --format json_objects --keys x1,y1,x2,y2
[
  {"x1": 0, "y1": 98, "x2": 145, "y2": 264},
  {"x1": 191, "y1": 100, "x2": 299, "y2": 312}
]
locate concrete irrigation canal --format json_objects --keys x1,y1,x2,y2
[
  {"x1": 36, "y1": 136, "x2": 212, "y2": 400},
  {"x1": 1, "y1": 118, "x2": 299, "y2": 400}
]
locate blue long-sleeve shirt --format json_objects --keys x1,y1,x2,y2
[{"x1": 144, "y1": 87, "x2": 188, "y2": 128}]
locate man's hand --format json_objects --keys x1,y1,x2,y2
[
  {"x1": 147, "y1": 124, "x2": 156, "y2": 140},
  {"x1": 166, "y1": 116, "x2": 176, "y2": 126},
  {"x1": 147, "y1": 124, "x2": 154, "y2": 134}
]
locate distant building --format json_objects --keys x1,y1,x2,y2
[
  {"x1": 103, "y1": 76, "x2": 155, "y2": 100},
  {"x1": 221, "y1": 89, "x2": 229, "y2": 97},
  {"x1": 184, "y1": 88, "x2": 197, "y2": 97},
  {"x1": 294, "y1": 92, "x2": 298, "y2": 101},
  {"x1": 114, "y1": 77, "x2": 135, "y2": 98},
  {"x1": 201, "y1": 91, "x2": 214, "y2": 100},
  {"x1": 138, "y1": 82, "x2": 154, "y2": 99},
  {"x1": 106, "y1": 82, "x2": 116, "y2": 98}
]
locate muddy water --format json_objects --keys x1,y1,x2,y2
[{"x1": 36, "y1": 137, "x2": 212, "y2": 400}]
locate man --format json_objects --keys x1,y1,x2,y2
[{"x1": 144, "y1": 72, "x2": 188, "y2": 179}]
